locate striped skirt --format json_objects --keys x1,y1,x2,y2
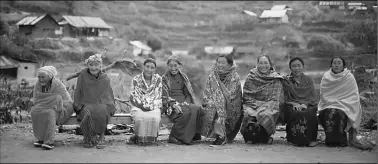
[{"x1": 131, "y1": 106, "x2": 161, "y2": 143}]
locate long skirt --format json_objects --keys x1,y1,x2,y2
[
  {"x1": 169, "y1": 104, "x2": 202, "y2": 144},
  {"x1": 131, "y1": 106, "x2": 161, "y2": 143},
  {"x1": 240, "y1": 115, "x2": 270, "y2": 143},
  {"x1": 79, "y1": 104, "x2": 115, "y2": 143},
  {"x1": 31, "y1": 102, "x2": 74, "y2": 144},
  {"x1": 283, "y1": 103, "x2": 318, "y2": 146},
  {"x1": 318, "y1": 108, "x2": 348, "y2": 147}
]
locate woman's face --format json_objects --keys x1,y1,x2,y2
[
  {"x1": 290, "y1": 60, "x2": 304, "y2": 76},
  {"x1": 168, "y1": 60, "x2": 181, "y2": 75},
  {"x1": 217, "y1": 57, "x2": 230, "y2": 72},
  {"x1": 143, "y1": 62, "x2": 156, "y2": 77},
  {"x1": 37, "y1": 71, "x2": 51, "y2": 86},
  {"x1": 88, "y1": 61, "x2": 101, "y2": 75},
  {"x1": 257, "y1": 56, "x2": 271, "y2": 74},
  {"x1": 331, "y1": 58, "x2": 344, "y2": 73}
]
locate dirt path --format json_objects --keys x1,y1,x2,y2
[{"x1": 1, "y1": 124, "x2": 377, "y2": 163}]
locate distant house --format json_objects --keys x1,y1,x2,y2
[
  {"x1": 270, "y1": 5, "x2": 293, "y2": 11},
  {"x1": 0, "y1": 56, "x2": 39, "y2": 85},
  {"x1": 318, "y1": 1, "x2": 346, "y2": 9},
  {"x1": 204, "y1": 46, "x2": 235, "y2": 56},
  {"x1": 16, "y1": 14, "x2": 60, "y2": 38},
  {"x1": 259, "y1": 10, "x2": 289, "y2": 23},
  {"x1": 347, "y1": 2, "x2": 368, "y2": 11},
  {"x1": 58, "y1": 15, "x2": 112, "y2": 38},
  {"x1": 129, "y1": 41, "x2": 152, "y2": 57},
  {"x1": 171, "y1": 50, "x2": 189, "y2": 56}
]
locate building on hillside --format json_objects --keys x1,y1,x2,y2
[
  {"x1": 204, "y1": 46, "x2": 235, "y2": 57},
  {"x1": 270, "y1": 5, "x2": 293, "y2": 11},
  {"x1": 129, "y1": 41, "x2": 152, "y2": 57},
  {"x1": 57, "y1": 15, "x2": 112, "y2": 38},
  {"x1": 0, "y1": 56, "x2": 39, "y2": 85},
  {"x1": 318, "y1": 1, "x2": 346, "y2": 9},
  {"x1": 347, "y1": 2, "x2": 368, "y2": 11},
  {"x1": 171, "y1": 50, "x2": 189, "y2": 56},
  {"x1": 259, "y1": 9, "x2": 289, "y2": 23},
  {"x1": 16, "y1": 14, "x2": 60, "y2": 38}
]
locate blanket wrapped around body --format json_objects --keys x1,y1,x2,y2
[
  {"x1": 242, "y1": 68, "x2": 284, "y2": 136},
  {"x1": 31, "y1": 78, "x2": 73, "y2": 143},
  {"x1": 318, "y1": 69, "x2": 362, "y2": 131}
]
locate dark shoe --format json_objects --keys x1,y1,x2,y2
[
  {"x1": 210, "y1": 136, "x2": 227, "y2": 146},
  {"x1": 33, "y1": 141, "x2": 43, "y2": 147},
  {"x1": 83, "y1": 141, "x2": 95, "y2": 148},
  {"x1": 168, "y1": 136, "x2": 182, "y2": 144},
  {"x1": 192, "y1": 134, "x2": 202, "y2": 141},
  {"x1": 41, "y1": 143, "x2": 54, "y2": 150},
  {"x1": 308, "y1": 141, "x2": 319, "y2": 147},
  {"x1": 127, "y1": 135, "x2": 137, "y2": 145}
]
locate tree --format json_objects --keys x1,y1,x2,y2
[
  {"x1": 146, "y1": 35, "x2": 163, "y2": 52},
  {"x1": 0, "y1": 20, "x2": 10, "y2": 36},
  {"x1": 345, "y1": 19, "x2": 377, "y2": 54}
]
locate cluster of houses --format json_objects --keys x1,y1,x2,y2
[{"x1": 16, "y1": 14, "x2": 112, "y2": 38}]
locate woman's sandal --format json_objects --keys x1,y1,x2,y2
[
  {"x1": 349, "y1": 140, "x2": 374, "y2": 151},
  {"x1": 83, "y1": 141, "x2": 95, "y2": 148},
  {"x1": 308, "y1": 141, "x2": 319, "y2": 147}
]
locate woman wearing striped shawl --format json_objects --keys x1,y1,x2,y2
[
  {"x1": 201, "y1": 54, "x2": 243, "y2": 146},
  {"x1": 31, "y1": 66, "x2": 74, "y2": 150},
  {"x1": 162, "y1": 55, "x2": 202, "y2": 145},
  {"x1": 241, "y1": 55, "x2": 284, "y2": 144},
  {"x1": 73, "y1": 53, "x2": 116, "y2": 149},
  {"x1": 127, "y1": 58, "x2": 162, "y2": 145}
]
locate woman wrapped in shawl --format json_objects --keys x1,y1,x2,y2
[
  {"x1": 127, "y1": 58, "x2": 162, "y2": 145},
  {"x1": 318, "y1": 57, "x2": 371, "y2": 150},
  {"x1": 201, "y1": 54, "x2": 243, "y2": 146},
  {"x1": 162, "y1": 55, "x2": 202, "y2": 145},
  {"x1": 281, "y1": 57, "x2": 319, "y2": 147},
  {"x1": 73, "y1": 53, "x2": 117, "y2": 149},
  {"x1": 31, "y1": 66, "x2": 74, "y2": 150},
  {"x1": 241, "y1": 55, "x2": 284, "y2": 144}
]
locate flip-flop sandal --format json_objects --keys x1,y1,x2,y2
[
  {"x1": 83, "y1": 142, "x2": 94, "y2": 148},
  {"x1": 349, "y1": 140, "x2": 373, "y2": 151},
  {"x1": 308, "y1": 141, "x2": 319, "y2": 147},
  {"x1": 96, "y1": 143, "x2": 106, "y2": 149}
]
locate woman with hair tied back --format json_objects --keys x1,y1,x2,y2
[
  {"x1": 318, "y1": 56, "x2": 373, "y2": 150},
  {"x1": 281, "y1": 57, "x2": 319, "y2": 147}
]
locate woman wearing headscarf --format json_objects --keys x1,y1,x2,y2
[
  {"x1": 281, "y1": 57, "x2": 319, "y2": 147},
  {"x1": 161, "y1": 55, "x2": 202, "y2": 145},
  {"x1": 31, "y1": 66, "x2": 74, "y2": 150},
  {"x1": 201, "y1": 54, "x2": 243, "y2": 146},
  {"x1": 241, "y1": 55, "x2": 284, "y2": 144},
  {"x1": 127, "y1": 58, "x2": 162, "y2": 145},
  {"x1": 73, "y1": 53, "x2": 117, "y2": 149},
  {"x1": 318, "y1": 57, "x2": 371, "y2": 150}
]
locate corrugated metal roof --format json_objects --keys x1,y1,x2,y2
[
  {"x1": 271, "y1": 5, "x2": 288, "y2": 10},
  {"x1": 129, "y1": 41, "x2": 152, "y2": 51},
  {"x1": 0, "y1": 56, "x2": 19, "y2": 69},
  {"x1": 259, "y1": 10, "x2": 287, "y2": 18},
  {"x1": 16, "y1": 14, "x2": 47, "y2": 26},
  {"x1": 61, "y1": 15, "x2": 112, "y2": 29},
  {"x1": 204, "y1": 46, "x2": 234, "y2": 55}
]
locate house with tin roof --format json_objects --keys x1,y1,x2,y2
[
  {"x1": 16, "y1": 14, "x2": 60, "y2": 38},
  {"x1": 259, "y1": 5, "x2": 292, "y2": 23},
  {"x1": 57, "y1": 15, "x2": 112, "y2": 38}
]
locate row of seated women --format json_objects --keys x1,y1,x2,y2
[{"x1": 30, "y1": 53, "x2": 366, "y2": 150}]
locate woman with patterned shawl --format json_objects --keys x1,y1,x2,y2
[
  {"x1": 281, "y1": 57, "x2": 319, "y2": 147},
  {"x1": 31, "y1": 66, "x2": 74, "y2": 150},
  {"x1": 127, "y1": 58, "x2": 162, "y2": 145},
  {"x1": 318, "y1": 57, "x2": 371, "y2": 150},
  {"x1": 73, "y1": 53, "x2": 117, "y2": 149},
  {"x1": 201, "y1": 54, "x2": 243, "y2": 146},
  {"x1": 161, "y1": 55, "x2": 202, "y2": 145},
  {"x1": 241, "y1": 55, "x2": 284, "y2": 144}
]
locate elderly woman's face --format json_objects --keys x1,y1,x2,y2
[
  {"x1": 88, "y1": 61, "x2": 101, "y2": 75},
  {"x1": 217, "y1": 57, "x2": 230, "y2": 72},
  {"x1": 331, "y1": 58, "x2": 344, "y2": 74},
  {"x1": 290, "y1": 60, "x2": 304, "y2": 77},
  {"x1": 257, "y1": 56, "x2": 271, "y2": 74},
  {"x1": 143, "y1": 62, "x2": 156, "y2": 77},
  {"x1": 168, "y1": 60, "x2": 181, "y2": 75},
  {"x1": 37, "y1": 71, "x2": 51, "y2": 86}
]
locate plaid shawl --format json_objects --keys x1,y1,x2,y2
[
  {"x1": 202, "y1": 65, "x2": 243, "y2": 137},
  {"x1": 282, "y1": 73, "x2": 318, "y2": 106},
  {"x1": 242, "y1": 68, "x2": 284, "y2": 135},
  {"x1": 161, "y1": 70, "x2": 196, "y2": 116},
  {"x1": 130, "y1": 73, "x2": 162, "y2": 112}
]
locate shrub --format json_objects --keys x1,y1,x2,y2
[
  {"x1": 147, "y1": 35, "x2": 163, "y2": 52},
  {"x1": 31, "y1": 38, "x2": 64, "y2": 50},
  {"x1": 345, "y1": 19, "x2": 377, "y2": 54}
]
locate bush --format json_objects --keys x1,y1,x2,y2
[
  {"x1": 31, "y1": 38, "x2": 64, "y2": 50},
  {"x1": 345, "y1": 19, "x2": 377, "y2": 54},
  {"x1": 147, "y1": 35, "x2": 163, "y2": 52},
  {"x1": 0, "y1": 20, "x2": 10, "y2": 35}
]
